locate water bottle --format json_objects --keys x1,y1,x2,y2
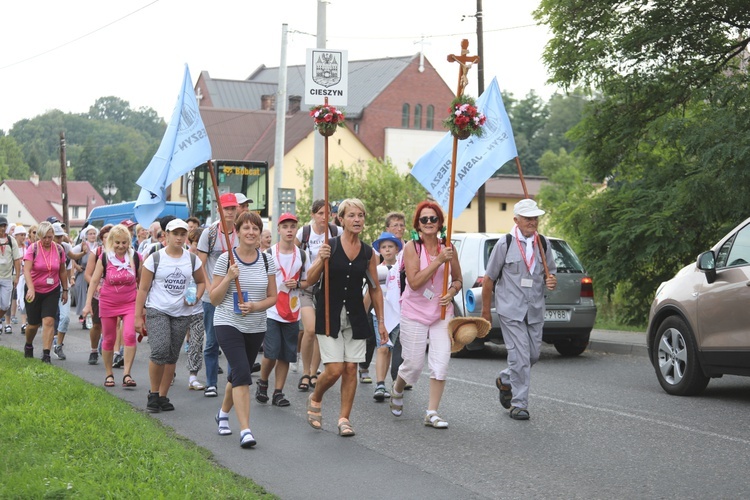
[
  {"x1": 185, "y1": 279, "x2": 197, "y2": 305},
  {"x1": 85, "y1": 315, "x2": 93, "y2": 329}
]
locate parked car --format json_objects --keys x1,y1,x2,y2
[
  {"x1": 647, "y1": 216, "x2": 750, "y2": 396},
  {"x1": 451, "y1": 233, "x2": 597, "y2": 356}
]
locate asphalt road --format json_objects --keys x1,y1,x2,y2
[{"x1": 3, "y1": 322, "x2": 750, "y2": 499}]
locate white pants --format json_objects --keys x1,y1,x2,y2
[
  {"x1": 397, "y1": 316, "x2": 451, "y2": 384},
  {"x1": 498, "y1": 315, "x2": 543, "y2": 409}
]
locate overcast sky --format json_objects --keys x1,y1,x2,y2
[{"x1": 0, "y1": 0, "x2": 558, "y2": 132}]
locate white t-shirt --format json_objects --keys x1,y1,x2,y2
[
  {"x1": 372, "y1": 259, "x2": 401, "y2": 334},
  {"x1": 144, "y1": 248, "x2": 202, "y2": 317},
  {"x1": 0, "y1": 236, "x2": 23, "y2": 280},
  {"x1": 296, "y1": 224, "x2": 341, "y2": 262},
  {"x1": 213, "y1": 249, "x2": 277, "y2": 333},
  {"x1": 267, "y1": 245, "x2": 310, "y2": 323}
]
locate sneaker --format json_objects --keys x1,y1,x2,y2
[
  {"x1": 359, "y1": 370, "x2": 372, "y2": 384},
  {"x1": 21, "y1": 324, "x2": 27, "y2": 335},
  {"x1": 41, "y1": 354, "x2": 51, "y2": 364},
  {"x1": 146, "y1": 392, "x2": 161, "y2": 413},
  {"x1": 240, "y1": 430, "x2": 257, "y2": 448},
  {"x1": 24, "y1": 344, "x2": 33, "y2": 358},
  {"x1": 373, "y1": 385, "x2": 387, "y2": 402},
  {"x1": 204, "y1": 386, "x2": 218, "y2": 397},
  {"x1": 291, "y1": 357, "x2": 300, "y2": 373},
  {"x1": 272, "y1": 392, "x2": 290, "y2": 407},
  {"x1": 4, "y1": 324, "x2": 11, "y2": 334},
  {"x1": 113, "y1": 351, "x2": 124, "y2": 368},
  {"x1": 255, "y1": 380, "x2": 269, "y2": 404},
  {"x1": 11, "y1": 316, "x2": 18, "y2": 325},
  {"x1": 158, "y1": 396, "x2": 175, "y2": 412},
  {"x1": 53, "y1": 344, "x2": 66, "y2": 360},
  {"x1": 88, "y1": 352, "x2": 99, "y2": 365},
  {"x1": 251, "y1": 362, "x2": 261, "y2": 373}
]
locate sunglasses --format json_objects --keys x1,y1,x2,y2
[
  {"x1": 419, "y1": 216, "x2": 439, "y2": 224},
  {"x1": 31, "y1": 231, "x2": 36, "y2": 235}
]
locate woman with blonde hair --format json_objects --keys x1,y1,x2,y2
[
  {"x1": 82, "y1": 224, "x2": 141, "y2": 387},
  {"x1": 22, "y1": 221, "x2": 68, "y2": 362}
]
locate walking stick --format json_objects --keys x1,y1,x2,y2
[{"x1": 207, "y1": 159, "x2": 243, "y2": 300}]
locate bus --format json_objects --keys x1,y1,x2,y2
[{"x1": 188, "y1": 160, "x2": 269, "y2": 225}]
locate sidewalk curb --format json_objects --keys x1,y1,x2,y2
[{"x1": 587, "y1": 340, "x2": 648, "y2": 357}]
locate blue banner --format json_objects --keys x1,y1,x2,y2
[
  {"x1": 134, "y1": 64, "x2": 212, "y2": 225},
  {"x1": 411, "y1": 77, "x2": 517, "y2": 219}
]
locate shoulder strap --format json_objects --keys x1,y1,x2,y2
[
  {"x1": 208, "y1": 223, "x2": 218, "y2": 253},
  {"x1": 262, "y1": 251, "x2": 268, "y2": 273},
  {"x1": 299, "y1": 247, "x2": 307, "y2": 267},
  {"x1": 134, "y1": 251, "x2": 140, "y2": 274},
  {"x1": 538, "y1": 233, "x2": 548, "y2": 253},
  {"x1": 328, "y1": 222, "x2": 338, "y2": 237},
  {"x1": 301, "y1": 225, "x2": 312, "y2": 250},
  {"x1": 101, "y1": 252, "x2": 108, "y2": 278},
  {"x1": 152, "y1": 250, "x2": 161, "y2": 276},
  {"x1": 190, "y1": 251, "x2": 197, "y2": 275}
]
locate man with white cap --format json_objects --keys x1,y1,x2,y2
[
  {"x1": 481, "y1": 198, "x2": 557, "y2": 420},
  {"x1": 235, "y1": 193, "x2": 251, "y2": 216}
]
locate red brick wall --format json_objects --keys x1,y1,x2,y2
[{"x1": 354, "y1": 57, "x2": 455, "y2": 159}]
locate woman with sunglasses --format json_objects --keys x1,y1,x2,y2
[{"x1": 389, "y1": 201, "x2": 462, "y2": 428}]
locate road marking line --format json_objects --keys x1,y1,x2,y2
[{"x1": 448, "y1": 376, "x2": 750, "y2": 446}]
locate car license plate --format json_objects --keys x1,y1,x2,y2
[{"x1": 544, "y1": 309, "x2": 570, "y2": 322}]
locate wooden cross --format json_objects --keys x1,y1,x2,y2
[{"x1": 447, "y1": 39, "x2": 479, "y2": 97}]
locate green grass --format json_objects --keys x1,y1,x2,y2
[
  {"x1": 0, "y1": 347, "x2": 275, "y2": 499},
  {"x1": 593, "y1": 299, "x2": 647, "y2": 332}
]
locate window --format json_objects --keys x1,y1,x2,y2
[
  {"x1": 0, "y1": 204, "x2": 7, "y2": 215},
  {"x1": 426, "y1": 105, "x2": 434, "y2": 129},
  {"x1": 72, "y1": 206, "x2": 80, "y2": 219},
  {"x1": 500, "y1": 202, "x2": 507, "y2": 211},
  {"x1": 720, "y1": 224, "x2": 750, "y2": 268},
  {"x1": 401, "y1": 103, "x2": 410, "y2": 128},
  {"x1": 414, "y1": 104, "x2": 422, "y2": 129}
]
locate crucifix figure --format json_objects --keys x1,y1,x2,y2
[{"x1": 447, "y1": 39, "x2": 480, "y2": 97}]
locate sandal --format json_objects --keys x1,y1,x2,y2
[
  {"x1": 122, "y1": 374, "x2": 137, "y2": 388},
  {"x1": 390, "y1": 382, "x2": 403, "y2": 417},
  {"x1": 298, "y1": 375, "x2": 311, "y2": 392},
  {"x1": 306, "y1": 394, "x2": 322, "y2": 430},
  {"x1": 188, "y1": 379, "x2": 205, "y2": 391},
  {"x1": 309, "y1": 375, "x2": 318, "y2": 389},
  {"x1": 337, "y1": 418, "x2": 355, "y2": 437},
  {"x1": 104, "y1": 374, "x2": 115, "y2": 388},
  {"x1": 215, "y1": 411, "x2": 232, "y2": 436},
  {"x1": 424, "y1": 412, "x2": 449, "y2": 429},
  {"x1": 496, "y1": 377, "x2": 512, "y2": 409},
  {"x1": 272, "y1": 392, "x2": 290, "y2": 407},
  {"x1": 359, "y1": 370, "x2": 372, "y2": 384},
  {"x1": 509, "y1": 406, "x2": 530, "y2": 420}
]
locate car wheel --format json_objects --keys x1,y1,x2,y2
[
  {"x1": 553, "y1": 336, "x2": 589, "y2": 357},
  {"x1": 653, "y1": 316, "x2": 709, "y2": 396}
]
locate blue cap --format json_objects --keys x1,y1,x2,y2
[{"x1": 373, "y1": 232, "x2": 403, "y2": 252}]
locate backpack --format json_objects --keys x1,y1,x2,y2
[
  {"x1": 300, "y1": 223, "x2": 339, "y2": 252},
  {"x1": 152, "y1": 249, "x2": 197, "y2": 277},
  {"x1": 100, "y1": 251, "x2": 141, "y2": 279},
  {"x1": 32, "y1": 242, "x2": 66, "y2": 267}
]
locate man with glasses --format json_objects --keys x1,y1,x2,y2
[{"x1": 480, "y1": 199, "x2": 557, "y2": 421}]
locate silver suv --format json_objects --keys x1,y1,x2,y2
[
  {"x1": 451, "y1": 233, "x2": 597, "y2": 356},
  {"x1": 647, "y1": 216, "x2": 750, "y2": 395}
]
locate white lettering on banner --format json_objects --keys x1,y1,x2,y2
[{"x1": 309, "y1": 89, "x2": 345, "y2": 96}]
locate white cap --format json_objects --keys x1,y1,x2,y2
[
  {"x1": 513, "y1": 199, "x2": 545, "y2": 217},
  {"x1": 14, "y1": 225, "x2": 27, "y2": 235},
  {"x1": 235, "y1": 193, "x2": 251, "y2": 205},
  {"x1": 52, "y1": 222, "x2": 66, "y2": 236},
  {"x1": 165, "y1": 219, "x2": 189, "y2": 232}
]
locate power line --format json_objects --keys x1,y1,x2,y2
[{"x1": 0, "y1": 1, "x2": 160, "y2": 71}]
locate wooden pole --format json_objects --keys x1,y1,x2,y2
[
  {"x1": 207, "y1": 159, "x2": 243, "y2": 300},
  {"x1": 442, "y1": 40, "x2": 479, "y2": 319},
  {"x1": 59, "y1": 132, "x2": 69, "y2": 229},
  {"x1": 514, "y1": 157, "x2": 550, "y2": 278},
  {"x1": 323, "y1": 97, "x2": 331, "y2": 336}
]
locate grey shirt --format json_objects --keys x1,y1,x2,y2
[
  {"x1": 485, "y1": 233, "x2": 556, "y2": 324},
  {"x1": 197, "y1": 222, "x2": 240, "y2": 302}
]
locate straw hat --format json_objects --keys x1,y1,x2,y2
[{"x1": 447, "y1": 317, "x2": 491, "y2": 353}]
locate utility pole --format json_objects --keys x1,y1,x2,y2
[
  {"x1": 272, "y1": 23, "x2": 289, "y2": 243},
  {"x1": 312, "y1": 0, "x2": 327, "y2": 202},
  {"x1": 475, "y1": 0, "x2": 487, "y2": 232},
  {"x1": 59, "y1": 132, "x2": 69, "y2": 228}
]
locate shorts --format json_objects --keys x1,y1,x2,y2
[
  {"x1": 25, "y1": 287, "x2": 60, "y2": 326},
  {"x1": 373, "y1": 317, "x2": 399, "y2": 349},
  {"x1": 300, "y1": 289, "x2": 315, "y2": 308},
  {"x1": 0, "y1": 279, "x2": 12, "y2": 311},
  {"x1": 317, "y1": 308, "x2": 365, "y2": 364},
  {"x1": 264, "y1": 319, "x2": 299, "y2": 363},
  {"x1": 91, "y1": 298, "x2": 101, "y2": 326}
]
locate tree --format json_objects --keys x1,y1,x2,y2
[
  {"x1": 535, "y1": 0, "x2": 750, "y2": 324},
  {"x1": 296, "y1": 159, "x2": 428, "y2": 243},
  {"x1": 0, "y1": 135, "x2": 30, "y2": 181}
]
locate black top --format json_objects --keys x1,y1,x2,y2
[{"x1": 315, "y1": 236, "x2": 372, "y2": 339}]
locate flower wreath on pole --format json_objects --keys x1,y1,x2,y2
[
  {"x1": 310, "y1": 104, "x2": 346, "y2": 137},
  {"x1": 443, "y1": 94, "x2": 486, "y2": 140}
]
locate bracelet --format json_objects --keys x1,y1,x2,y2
[{"x1": 62, "y1": 289, "x2": 68, "y2": 292}]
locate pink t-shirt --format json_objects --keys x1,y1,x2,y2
[
  {"x1": 24, "y1": 242, "x2": 65, "y2": 294},
  {"x1": 400, "y1": 243, "x2": 454, "y2": 325},
  {"x1": 98, "y1": 253, "x2": 137, "y2": 317}
]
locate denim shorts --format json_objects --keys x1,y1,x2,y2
[
  {"x1": 372, "y1": 317, "x2": 399, "y2": 349},
  {"x1": 264, "y1": 318, "x2": 299, "y2": 363}
]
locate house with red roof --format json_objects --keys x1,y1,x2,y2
[{"x1": 0, "y1": 174, "x2": 105, "y2": 229}]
